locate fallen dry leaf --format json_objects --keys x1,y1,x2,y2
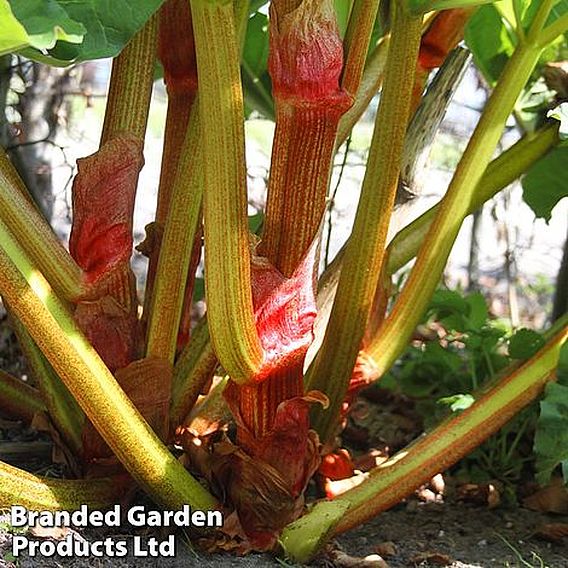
[
  {"x1": 410, "y1": 551, "x2": 453, "y2": 566},
  {"x1": 29, "y1": 525, "x2": 70, "y2": 540},
  {"x1": 457, "y1": 482, "x2": 501, "y2": 508},
  {"x1": 328, "y1": 549, "x2": 389, "y2": 567},
  {"x1": 374, "y1": 541, "x2": 397, "y2": 558},
  {"x1": 534, "y1": 523, "x2": 568, "y2": 543},
  {"x1": 524, "y1": 480, "x2": 568, "y2": 514}
]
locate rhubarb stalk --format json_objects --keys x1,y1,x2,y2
[
  {"x1": 282, "y1": 318, "x2": 567, "y2": 562},
  {"x1": 0, "y1": 461, "x2": 130, "y2": 511},
  {"x1": 258, "y1": 0, "x2": 352, "y2": 276},
  {"x1": 0, "y1": 149, "x2": 83, "y2": 300},
  {"x1": 368, "y1": 0, "x2": 561, "y2": 377},
  {"x1": 142, "y1": 0, "x2": 199, "y2": 331},
  {"x1": 0, "y1": 219, "x2": 217, "y2": 511},
  {"x1": 306, "y1": 2, "x2": 423, "y2": 441},
  {"x1": 191, "y1": 0, "x2": 263, "y2": 382}
]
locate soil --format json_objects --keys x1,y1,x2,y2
[
  {"x1": 1, "y1": 318, "x2": 567, "y2": 568},
  {"x1": 0, "y1": 500, "x2": 567, "y2": 567}
]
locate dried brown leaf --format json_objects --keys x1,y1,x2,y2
[
  {"x1": 374, "y1": 541, "x2": 397, "y2": 558},
  {"x1": 524, "y1": 480, "x2": 568, "y2": 514},
  {"x1": 29, "y1": 525, "x2": 70, "y2": 540},
  {"x1": 534, "y1": 523, "x2": 568, "y2": 543}
]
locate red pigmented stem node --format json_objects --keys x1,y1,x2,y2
[{"x1": 260, "y1": 0, "x2": 352, "y2": 277}]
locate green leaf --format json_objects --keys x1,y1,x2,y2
[
  {"x1": 9, "y1": 0, "x2": 85, "y2": 50},
  {"x1": 465, "y1": 292, "x2": 489, "y2": 330},
  {"x1": 0, "y1": 0, "x2": 30, "y2": 56},
  {"x1": 242, "y1": 11, "x2": 274, "y2": 120},
  {"x1": 429, "y1": 290, "x2": 469, "y2": 317},
  {"x1": 557, "y1": 339, "x2": 568, "y2": 386},
  {"x1": 548, "y1": 102, "x2": 568, "y2": 143},
  {"x1": 534, "y1": 382, "x2": 568, "y2": 485},
  {"x1": 522, "y1": 146, "x2": 568, "y2": 222},
  {"x1": 8, "y1": 0, "x2": 165, "y2": 65},
  {"x1": 508, "y1": 328, "x2": 545, "y2": 359},
  {"x1": 465, "y1": 4, "x2": 516, "y2": 85},
  {"x1": 438, "y1": 393, "x2": 476, "y2": 412},
  {"x1": 248, "y1": 212, "x2": 264, "y2": 234}
]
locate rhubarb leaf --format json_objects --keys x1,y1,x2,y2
[
  {"x1": 508, "y1": 328, "x2": 545, "y2": 359},
  {"x1": 8, "y1": 0, "x2": 85, "y2": 51},
  {"x1": 242, "y1": 11, "x2": 274, "y2": 119},
  {"x1": 465, "y1": 4, "x2": 515, "y2": 84},
  {"x1": 9, "y1": 0, "x2": 164, "y2": 65},
  {"x1": 0, "y1": 0, "x2": 31, "y2": 56},
  {"x1": 534, "y1": 381, "x2": 568, "y2": 485},
  {"x1": 522, "y1": 146, "x2": 568, "y2": 222}
]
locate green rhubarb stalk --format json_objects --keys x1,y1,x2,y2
[
  {"x1": 0, "y1": 220, "x2": 217, "y2": 511},
  {"x1": 0, "y1": 149, "x2": 83, "y2": 300},
  {"x1": 0, "y1": 460, "x2": 129, "y2": 511},
  {"x1": 306, "y1": 2, "x2": 423, "y2": 441},
  {"x1": 143, "y1": 0, "x2": 198, "y2": 325},
  {"x1": 146, "y1": 105, "x2": 203, "y2": 363},
  {"x1": 170, "y1": 317, "x2": 218, "y2": 429},
  {"x1": 0, "y1": 370, "x2": 46, "y2": 422},
  {"x1": 100, "y1": 14, "x2": 158, "y2": 145},
  {"x1": 336, "y1": 36, "x2": 389, "y2": 147},
  {"x1": 283, "y1": 319, "x2": 567, "y2": 563},
  {"x1": 385, "y1": 124, "x2": 559, "y2": 275},
  {"x1": 9, "y1": 314, "x2": 84, "y2": 454},
  {"x1": 191, "y1": 0, "x2": 263, "y2": 384},
  {"x1": 369, "y1": 1, "x2": 558, "y2": 376},
  {"x1": 341, "y1": 0, "x2": 381, "y2": 96}
]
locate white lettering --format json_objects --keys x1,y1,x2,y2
[
  {"x1": 128, "y1": 506, "x2": 145, "y2": 527},
  {"x1": 207, "y1": 510, "x2": 224, "y2": 527},
  {"x1": 192, "y1": 510, "x2": 205, "y2": 527},
  {"x1": 10, "y1": 506, "x2": 28, "y2": 527},
  {"x1": 11, "y1": 535, "x2": 28, "y2": 556}
]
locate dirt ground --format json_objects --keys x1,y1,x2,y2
[
  {"x1": 1, "y1": 500, "x2": 567, "y2": 568},
  {"x1": 2, "y1": 319, "x2": 567, "y2": 568}
]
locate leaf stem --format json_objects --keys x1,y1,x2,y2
[
  {"x1": 0, "y1": 220, "x2": 217, "y2": 511},
  {"x1": 306, "y1": 3, "x2": 423, "y2": 441},
  {"x1": 0, "y1": 149, "x2": 83, "y2": 300},
  {"x1": 146, "y1": 106, "x2": 203, "y2": 363},
  {"x1": 369, "y1": 28, "x2": 547, "y2": 377},
  {"x1": 100, "y1": 14, "x2": 158, "y2": 145},
  {"x1": 283, "y1": 321, "x2": 567, "y2": 562},
  {"x1": 9, "y1": 313, "x2": 84, "y2": 454},
  {"x1": 0, "y1": 461, "x2": 130, "y2": 511},
  {"x1": 191, "y1": 0, "x2": 263, "y2": 383},
  {"x1": 537, "y1": 12, "x2": 568, "y2": 47},
  {"x1": 169, "y1": 317, "x2": 218, "y2": 429},
  {"x1": 341, "y1": 0, "x2": 381, "y2": 96}
]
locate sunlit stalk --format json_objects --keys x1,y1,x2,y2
[
  {"x1": 369, "y1": 18, "x2": 550, "y2": 377},
  {"x1": 191, "y1": 0, "x2": 263, "y2": 383},
  {"x1": 0, "y1": 219, "x2": 217, "y2": 511},
  {"x1": 0, "y1": 460, "x2": 129, "y2": 511},
  {"x1": 307, "y1": 3, "x2": 423, "y2": 441}
]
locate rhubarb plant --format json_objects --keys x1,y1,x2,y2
[{"x1": 0, "y1": 0, "x2": 567, "y2": 562}]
